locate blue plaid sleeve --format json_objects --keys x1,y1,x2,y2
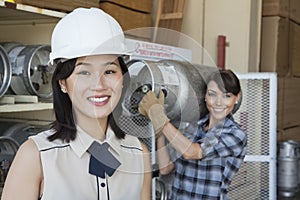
[
  {"x1": 204, "y1": 130, "x2": 246, "y2": 160},
  {"x1": 199, "y1": 119, "x2": 247, "y2": 161}
]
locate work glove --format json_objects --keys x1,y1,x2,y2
[{"x1": 138, "y1": 90, "x2": 169, "y2": 134}]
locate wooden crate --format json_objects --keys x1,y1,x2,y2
[
  {"x1": 278, "y1": 126, "x2": 300, "y2": 142},
  {"x1": 154, "y1": 0, "x2": 186, "y2": 31},
  {"x1": 290, "y1": 0, "x2": 300, "y2": 24},
  {"x1": 153, "y1": 0, "x2": 186, "y2": 45},
  {"x1": 99, "y1": 0, "x2": 153, "y2": 40},
  {"x1": 277, "y1": 77, "x2": 300, "y2": 130},
  {"x1": 262, "y1": 0, "x2": 300, "y2": 24},
  {"x1": 262, "y1": 0, "x2": 290, "y2": 18},
  {"x1": 289, "y1": 20, "x2": 300, "y2": 77},
  {"x1": 260, "y1": 16, "x2": 289, "y2": 76},
  {"x1": 277, "y1": 77, "x2": 284, "y2": 130},
  {"x1": 99, "y1": 1, "x2": 152, "y2": 31},
  {"x1": 100, "y1": 0, "x2": 152, "y2": 13},
  {"x1": 13, "y1": 0, "x2": 100, "y2": 12}
]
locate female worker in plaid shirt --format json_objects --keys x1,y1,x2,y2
[{"x1": 139, "y1": 68, "x2": 247, "y2": 199}]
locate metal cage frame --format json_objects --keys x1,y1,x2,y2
[{"x1": 228, "y1": 72, "x2": 277, "y2": 200}]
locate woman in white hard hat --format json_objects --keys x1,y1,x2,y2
[{"x1": 1, "y1": 8, "x2": 151, "y2": 200}]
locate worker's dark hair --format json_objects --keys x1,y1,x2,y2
[
  {"x1": 48, "y1": 56, "x2": 129, "y2": 142},
  {"x1": 205, "y1": 68, "x2": 241, "y2": 96}
]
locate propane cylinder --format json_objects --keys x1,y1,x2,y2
[
  {"x1": 126, "y1": 59, "x2": 211, "y2": 125},
  {"x1": 115, "y1": 59, "x2": 215, "y2": 141},
  {"x1": 277, "y1": 140, "x2": 300, "y2": 197}
]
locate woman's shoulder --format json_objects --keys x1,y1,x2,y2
[
  {"x1": 121, "y1": 134, "x2": 144, "y2": 151},
  {"x1": 29, "y1": 129, "x2": 66, "y2": 151},
  {"x1": 224, "y1": 116, "x2": 247, "y2": 138},
  {"x1": 17, "y1": 138, "x2": 40, "y2": 159}
]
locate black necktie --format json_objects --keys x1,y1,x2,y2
[{"x1": 88, "y1": 141, "x2": 121, "y2": 178}]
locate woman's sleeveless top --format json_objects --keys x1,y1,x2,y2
[{"x1": 30, "y1": 126, "x2": 145, "y2": 200}]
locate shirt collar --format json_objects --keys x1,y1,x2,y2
[{"x1": 70, "y1": 125, "x2": 122, "y2": 158}]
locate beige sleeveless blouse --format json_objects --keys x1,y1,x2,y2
[{"x1": 30, "y1": 126, "x2": 145, "y2": 200}]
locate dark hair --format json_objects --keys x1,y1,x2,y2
[
  {"x1": 205, "y1": 69, "x2": 241, "y2": 96},
  {"x1": 48, "y1": 56, "x2": 129, "y2": 142}
]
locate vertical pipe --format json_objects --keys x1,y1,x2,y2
[
  {"x1": 217, "y1": 35, "x2": 226, "y2": 69},
  {"x1": 269, "y1": 73, "x2": 277, "y2": 200},
  {"x1": 151, "y1": 127, "x2": 156, "y2": 200}
]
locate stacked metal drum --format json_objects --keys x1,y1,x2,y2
[
  {"x1": 0, "y1": 42, "x2": 53, "y2": 99},
  {"x1": 0, "y1": 45, "x2": 11, "y2": 98},
  {"x1": 0, "y1": 42, "x2": 53, "y2": 194},
  {"x1": 0, "y1": 121, "x2": 48, "y2": 191}
]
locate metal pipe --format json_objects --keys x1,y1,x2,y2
[{"x1": 217, "y1": 35, "x2": 226, "y2": 69}]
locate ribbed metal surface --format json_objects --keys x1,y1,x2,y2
[
  {"x1": 0, "y1": 121, "x2": 48, "y2": 195},
  {"x1": 0, "y1": 45, "x2": 11, "y2": 97},
  {"x1": 7, "y1": 44, "x2": 53, "y2": 99}
]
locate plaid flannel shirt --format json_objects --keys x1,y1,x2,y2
[{"x1": 170, "y1": 114, "x2": 247, "y2": 200}]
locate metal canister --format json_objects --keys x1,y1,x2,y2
[
  {"x1": 0, "y1": 121, "x2": 48, "y2": 193},
  {"x1": 6, "y1": 44, "x2": 53, "y2": 99},
  {"x1": 0, "y1": 45, "x2": 12, "y2": 97},
  {"x1": 124, "y1": 59, "x2": 211, "y2": 125},
  {"x1": 277, "y1": 140, "x2": 300, "y2": 197}
]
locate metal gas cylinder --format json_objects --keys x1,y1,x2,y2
[
  {"x1": 6, "y1": 44, "x2": 53, "y2": 99},
  {"x1": 0, "y1": 45, "x2": 12, "y2": 97},
  {"x1": 124, "y1": 59, "x2": 213, "y2": 127},
  {"x1": 277, "y1": 140, "x2": 300, "y2": 197},
  {"x1": 0, "y1": 121, "x2": 48, "y2": 193},
  {"x1": 0, "y1": 121, "x2": 48, "y2": 146},
  {"x1": 115, "y1": 59, "x2": 216, "y2": 144}
]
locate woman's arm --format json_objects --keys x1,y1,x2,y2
[
  {"x1": 156, "y1": 135, "x2": 174, "y2": 175},
  {"x1": 138, "y1": 90, "x2": 203, "y2": 160},
  {"x1": 161, "y1": 122, "x2": 203, "y2": 160},
  {"x1": 140, "y1": 142, "x2": 152, "y2": 200},
  {"x1": 1, "y1": 139, "x2": 43, "y2": 200}
]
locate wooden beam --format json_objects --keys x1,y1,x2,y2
[{"x1": 160, "y1": 12, "x2": 183, "y2": 20}]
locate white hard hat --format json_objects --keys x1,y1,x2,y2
[{"x1": 49, "y1": 7, "x2": 128, "y2": 64}]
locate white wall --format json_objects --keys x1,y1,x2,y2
[
  {"x1": 181, "y1": 0, "x2": 204, "y2": 44},
  {"x1": 180, "y1": 0, "x2": 262, "y2": 73},
  {"x1": 181, "y1": 0, "x2": 206, "y2": 65}
]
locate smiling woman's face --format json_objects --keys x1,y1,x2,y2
[
  {"x1": 59, "y1": 54, "x2": 123, "y2": 123},
  {"x1": 205, "y1": 80, "x2": 240, "y2": 124}
]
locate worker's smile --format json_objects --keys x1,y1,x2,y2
[
  {"x1": 212, "y1": 107, "x2": 226, "y2": 112},
  {"x1": 88, "y1": 95, "x2": 110, "y2": 104}
]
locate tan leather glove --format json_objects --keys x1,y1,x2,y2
[{"x1": 138, "y1": 90, "x2": 169, "y2": 134}]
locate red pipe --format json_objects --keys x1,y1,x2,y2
[{"x1": 217, "y1": 35, "x2": 226, "y2": 69}]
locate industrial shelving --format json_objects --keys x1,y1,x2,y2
[{"x1": 0, "y1": 0, "x2": 65, "y2": 114}]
